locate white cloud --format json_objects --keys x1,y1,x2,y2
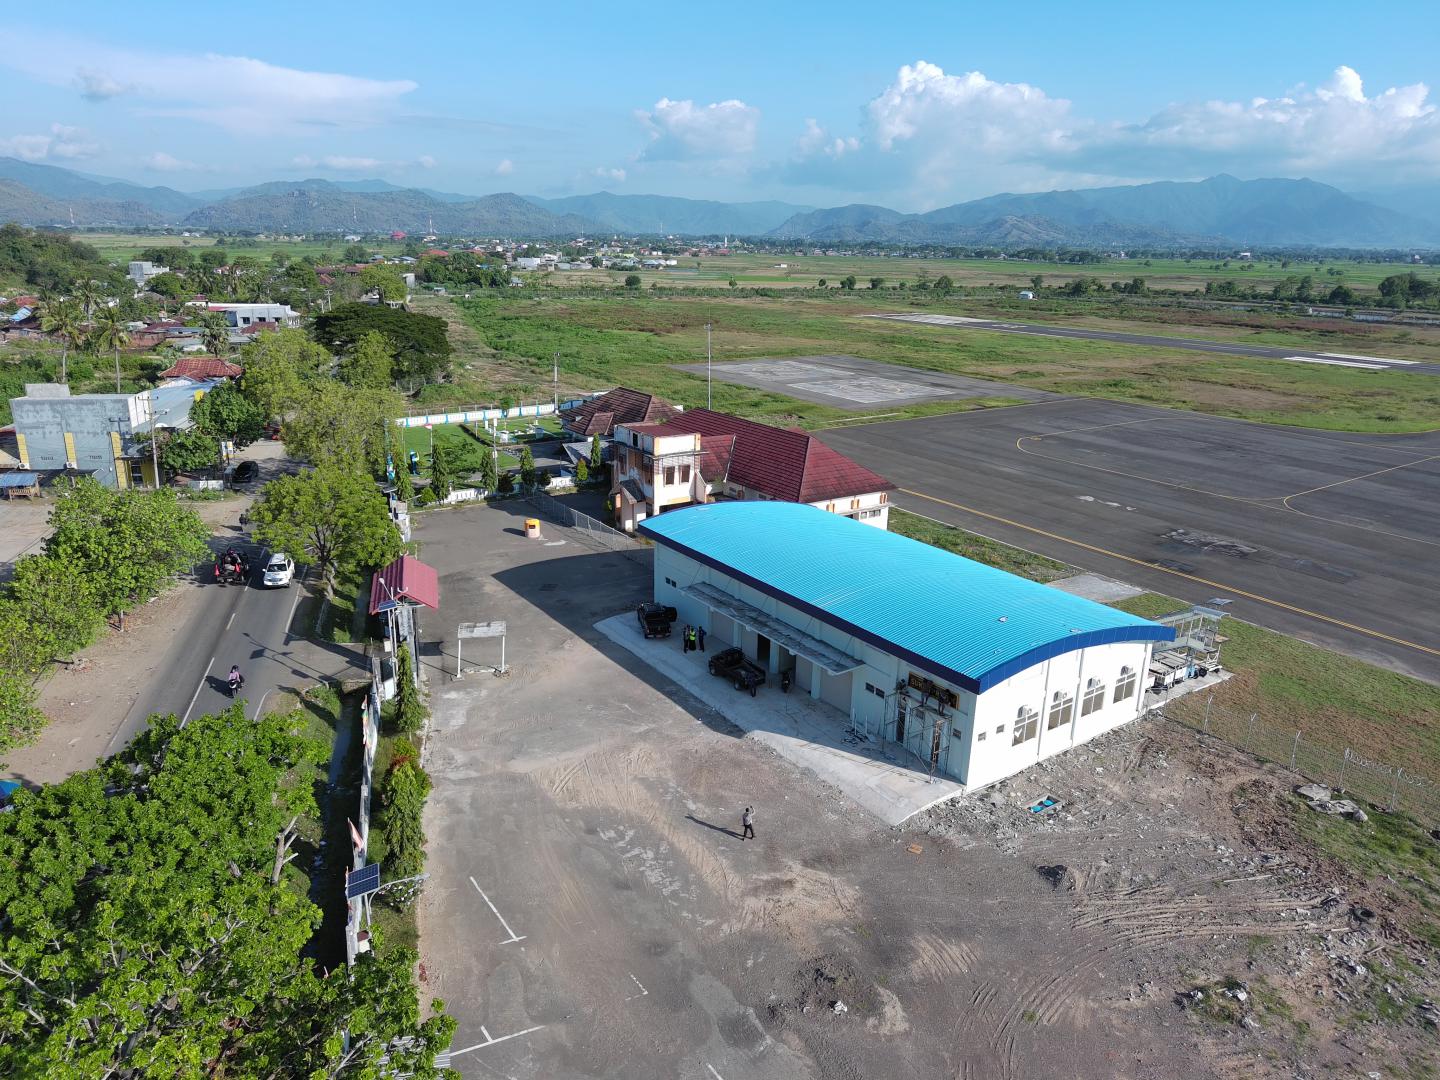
[
  {"x1": 785, "y1": 61, "x2": 1440, "y2": 203},
  {"x1": 1097, "y1": 66, "x2": 1440, "y2": 184},
  {"x1": 0, "y1": 123, "x2": 99, "y2": 161},
  {"x1": 2, "y1": 38, "x2": 417, "y2": 135},
  {"x1": 291, "y1": 154, "x2": 434, "y2": 173},
  {"x1": 592, "y1": 166, "x2": 626, "y2": 182},
  {"x1": 494, "y1": 158, "x2": 514, "y2": 176},
  {"x1": 637, "y1": 97, "x2": 759, "y2": 162},
  {"x1": 797, "y1": 118, "x2": 858, "y2": 159},
  {"x1": 74, "y1": 68, "x2": 130, "y2": 101},
  {"x1": 143, "y1": 151, "x2": 208, "y2": 172}
]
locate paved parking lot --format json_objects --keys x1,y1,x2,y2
[{"x1": 411, "y1": 502, "x2": 1210, "y2": 1079}]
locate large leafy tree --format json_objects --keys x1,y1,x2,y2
[
  {"x1": 0, "y1": 705, "x2": 455, "y2": 1077},
  {"x1": 249, "y1": 467, "x2": 402, "y2": 589},
  {"x1": 189, "y1": 381, "x2": 267, "y2": 447},
  {"x1": 283, "y1": 381, "x2": 404, "y2": 477},
  {"x1": 237, "y1": 328, "x2": 333, "y2": 419},
  {"x1": 359, "y1": 265, "x2": 408, "y2": 303},
  {"x1": 312, "y1": 304, "x2": 451, "y2": 386},
  {"x1": 0, "y1": 671, "x2": 44, "y2": 756},
  {"x1": 43, "y1": 479, "x2": 211, "y2": 625},
  {"x1": 158, "y1": 426, "x2": 220, "y2": 474},
  {"x1": 339, "y1": 329, "x2": 395, "y2": 390},
  {"x1": 3, "y1": 555, "x2": 105, "y2": 668}
]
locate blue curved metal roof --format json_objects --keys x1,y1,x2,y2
[{"x1": 640, "y1": 501, "x2": 1173, "y2": 693}]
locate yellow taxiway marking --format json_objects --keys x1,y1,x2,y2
[{"x1": 897, "y1": 487, "x2": 1440, "y2": 661}]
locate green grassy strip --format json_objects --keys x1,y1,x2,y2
[{"x1": 889, "y1": 508, "x2": 1072, "y2": 583}]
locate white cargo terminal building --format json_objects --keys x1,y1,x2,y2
[{"x1": 640, "y1": 502, "x2": 1175, "y2": 789}]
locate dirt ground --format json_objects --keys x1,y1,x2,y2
[
  {"x1": 2, "y1": 444, "x2": 287, "y2": 784},
  {"x1": 412, "y1": 502, "x2": 1437, "y2": 1079}
]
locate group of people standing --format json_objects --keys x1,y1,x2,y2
[{"x1": 681, "y1": 624, "x2": 706, "y2": 653}]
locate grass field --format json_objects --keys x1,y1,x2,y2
[
  {"x1": 77, "y1": 232, "x2": 409, "y2": 264},
  {"x1": 890, "y1": 509, "x2": 1071, "y2": 582},
  {"x1": 445, "y1": 292, "x2": 1440, "y2": 433},
  {"x1": 551, "y1": 250, "x2": 1440, "y2": 298}
]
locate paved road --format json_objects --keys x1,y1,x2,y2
[
  {"x1": 866, "y1": 312, "x2": 1440, "y2": 374},
  {"x1": 820, "y1": 399, "x2": 1440, "y2": 684},
  {"x1": 112, "y1": 544, "x2": 342, "y2": 750}
]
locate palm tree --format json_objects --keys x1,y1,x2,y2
[
  {"x1": 93, "y1": 304, "x2": 130, "y2": 392},
  {"x1": 199, "y1": 311, "x2": 231, "y2": 357},
  {"x1": 40, "y1": 298, "x2": 83, "y2": 383},
  {"x1": 75, "y1": 278, "x2": 100, "y2": 321}
]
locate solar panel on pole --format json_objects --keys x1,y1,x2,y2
[{"x1": 346, "y1": 862, "x2": 381, "y2": 899}]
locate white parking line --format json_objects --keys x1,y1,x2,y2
[
  {"x1": 469, "y1": 876, "x2": 527, "y2": 944},
  {"x1": 625, "y1": 973, "x2": 649, "y2": 1001},
  {"x1": 448, "y1": 1024, "x2": 546, "y2": 1058},
  {"x1": 181, "y1": 657, "x2": 215, "y2": 727}
]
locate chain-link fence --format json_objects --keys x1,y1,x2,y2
[
  {"x1": 525, "y1": 492, "x2": 649, "y2": 564},
  {"x1": 1159, "y1": 693, "x2": 1440, "y2": 826}
]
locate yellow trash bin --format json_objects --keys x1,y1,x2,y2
[{"x1": 524, "y1": 518, "x2": 541, "y2": 538}]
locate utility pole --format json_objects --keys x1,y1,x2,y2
[
  {"x1": 552, "y1": 351, "x2": 559, "y2": 412},
  {"x1": 705, "y1": 322, "x2": 712, "y2": 409},
  {"x1": 148, "y1": 394, "x2": 161, "y2": 488}
]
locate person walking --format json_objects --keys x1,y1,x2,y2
[
  {"x1": 682, "y1": 625, "x2": 693, "y2": 653},
  {"x1": 697, "y1": 625, "x2": 706, "y2": 652},
  {"x1": 741, "y1": 806, "x2": 755, "y2": 841}
]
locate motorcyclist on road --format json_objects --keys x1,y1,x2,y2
[{"x1": 228, "y1": 665, "x2": 244, "y2": 695}]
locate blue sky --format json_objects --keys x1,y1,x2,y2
[{"x1": 2, "y1": 1, "x2": 1437, "y2": 209}]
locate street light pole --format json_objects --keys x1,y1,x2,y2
[
  {"x1": 148, "y1": 393, "x2": 161, "y2": 488},
  {"x1": 705, "y1": 322, "x2": 712, "y2": 409},
  {"x1": 552, "y1": 351, "x2": 558, "y2": 413}
]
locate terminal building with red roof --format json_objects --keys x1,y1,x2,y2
[{"x1": 609, "y1": 407, "x2": 894, "y2": 534}]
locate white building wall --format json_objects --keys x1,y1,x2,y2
[
  {"x1": 807, "y1": 490, "x2": 891, "y2": 529},
  {"x1": 652, "y1": 546, "x2": 1154, "y2": 788}
]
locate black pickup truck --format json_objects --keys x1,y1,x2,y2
[
  {"x1": 637, "y1": 602, "x2": 678, "y2": 638},
  {"x1": 709, "y1": 648, "x2": 766, "y2": 695}
]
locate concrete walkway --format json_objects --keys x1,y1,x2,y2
[{"x1": 596, "y1": 613, "x2": 965, "y2": 826}]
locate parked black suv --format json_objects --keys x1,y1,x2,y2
[{"x1": 637, "y1": 602, "x2": 678, "y2": 638}]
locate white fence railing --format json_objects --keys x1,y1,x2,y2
[{"x1": 394, "y1": 397, "x2": 590, "y2": 429}]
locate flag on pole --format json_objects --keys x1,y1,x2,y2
[{"x1": 349, "y1": 818, "x2": 364, "y2": 853}]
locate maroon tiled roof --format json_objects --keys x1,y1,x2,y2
[
  {"x1": 158, "y1": 357, "x2": 245, "y2": 380},
  {"x1": 659, "y1": 409, "x2": 892, "y2": 504},
  {"x1": 559, "y1": 387, "x2": 679, "y2": 437},
  {"x1": 697, "y1": 434, "x2": 735, "y2": 484},
  {"x1": 624, "y1": 420, "x2": 695, "y2": 437},
  {"x1": 369, "y1": 555, "x2": 440, "y2": 615},
  {"x1": 238, "y1": 320, "x2": 280, "y2": 336}
]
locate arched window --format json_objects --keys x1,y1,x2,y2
[
  {"x1": 1082, "y1": 677, "x2": 1106, "y2": 716},
  {"x1": 1012, "y1": 706, "x2": 1039, "y2": 746},
  {"x1": 1114, "y1": 666, "x2": 1138, "y2": 703},
  {"x1": 1047, "y1": 691, "x2": 1073, "y2": 730}
]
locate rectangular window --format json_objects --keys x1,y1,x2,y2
[
  {"x1": 1082, "y1": 681, "x2": 1106, "y2": 716},
  {"x1": 880, "y1": 492, "x2": 888, "y2": 504},
  {"x1": 851, "y1": 498, "x2": 860, "y2": 510},
  {"x1": 976, "y1": 730, "x2": 986, "y2": 742},
  {"x1": 664, "y1": 576, "x2": 677, "y2": 587},
  {"x1": 679, "y1": 465, "x2": 691, "y2": 483},
  {"x1": 664, "y1": 466, "x2": 676, "y2": 485},
  {"x1": 995, "y1": 725, "x2": 1004, "y2": 734}
]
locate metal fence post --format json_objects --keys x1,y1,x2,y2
[
  {"x1": 1290, "y1": 729, "x2": 1300, "y2": 772},
  {"x1": 1203, "y1": 694, "x2": 1213, "y2": 734},
  {"x1": 1246, "y1": 712, "x2": 1257, "y2": 751},
  {"x1": 1389, "y1": 769, "x2": 1401, "y2": 813},
  {"x1": 1338, "y1": 747, "x2": 1348, "y2": 793}
]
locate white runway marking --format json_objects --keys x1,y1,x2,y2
[
  {"x1": 470, "y1": 876, "x2": 527, "y2": 944},
  {"x1": 448, "y1": 1024, "x2": 546, "y2": 1058},
  {"x1": 706, "y1": 1065, "x2": 726, "y2": 1080},
  {"x1": 625, "y1": 972, "x2": 649, "y2": 1001},
  {"x1": 181, "y1": 657, "x2": 215, "y2": 726},
  {"x1": 1322, "y1": 352, "x2": 1414, "y2": 364},
  {"x1": 1283, "y1": 356, "x2": 1386, "y2": 369}
]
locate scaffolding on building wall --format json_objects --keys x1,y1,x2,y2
[{"x1": 875, "y1": 675, "x2": 957, "y2": 781}]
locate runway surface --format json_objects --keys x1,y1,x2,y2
[
  {"x1": 865, "y1": 313, "x2": 1440, "y2": 375},
  {"x1": 819, "y1": 398, "x2": 1440, "y2": 684}
]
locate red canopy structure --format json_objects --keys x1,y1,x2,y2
[{"x1": 369, "y1": 555, "x2": 440, "y2": 615}]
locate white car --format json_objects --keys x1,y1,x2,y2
[{"x1": 262, "y1": 553, "x2": 295, "y2": 588}]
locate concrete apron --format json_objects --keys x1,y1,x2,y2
[{"x1": 596, "y1": 613, "x2": 965, "y2": 827}]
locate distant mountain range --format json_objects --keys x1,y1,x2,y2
[
  {"x1": 769, "y1": 175, "x2": 1440, "y2": 248},
  {"x1": 0, "y1": 158, "x2": 1436, "y2": 248}
]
